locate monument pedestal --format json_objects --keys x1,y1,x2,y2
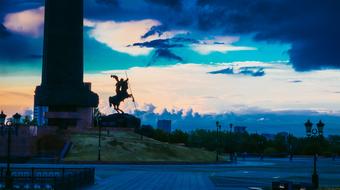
[
  {"x1": 100, "y1": 114, "x2": 141, "y2": 129},
  {"x1": 34, "y1": 83, "x2": 98, "y2": 128},
  {"x1": 44, "y1": 108, "x2": 93, "y2": 128}
]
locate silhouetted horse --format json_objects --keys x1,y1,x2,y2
[{"x1": 109, "y1": 93, "x2": 133, "y2": 114}]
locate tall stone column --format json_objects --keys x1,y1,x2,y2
[{"x1": 34, "y1": 0, "x2": 99, "y2": 128}]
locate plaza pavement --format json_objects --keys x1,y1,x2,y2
[{"x1": 1, "y1": 157, "x2": 340, "y2": 189}]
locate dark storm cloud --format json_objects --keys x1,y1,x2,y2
[
  {"x1": 0, "y1": 0, "x2": 43, "y2": 16},
  {"x1": 141, "y1": 25, "x2": 168, "y2": 39},
  {"x1": 85, "y1": 0, "x2": 121, "y2": 19},
  {"x1": 209, "y1": 66, "x2": 266, "y2": 77},
  {"x1": 209, "y1": 68, "x2": 234, "y2": 75},
  {"x1": 154, "y1": 49, "x2": 182, "y2": 61},
  {"x1": 27, "y1": 54, "x2": 43, "y2": 59},
  {"x1": 171, "y1": 37, "x2": 199, "y2": 44},
  {"x1": 95, "y1": 0, "x2": 119, "y2": 6},
  {"x1": 0, "y1": 24, "x2": 9, "y2": 37},
  {"x1": 137, "y1": 0, "x2": 340, "y2": 71},
  {"x1": 132, "y1": 39, "x2": 183, "y2": 49},
  {"x1": 0, "y1": 33, "x2": 42, "y2": 62},
  {"x1": 289, "y1": 80, "x2": 303, "y2": 83},
  {"x1": 1, "y1": 0, "x2": 339, "y2": 71},
  {"x1": 149, "y1": 49, "x2": 183, "y2": 66},
  {"x1": 239, "y1": 68, "x2": 265, "y2": 77},
  {"x1": 131, "y1": 36, "x2": 199, "y2": 65},
  {"x1": 132, "y1": 37, "x2": 199, "y2": 65},
  {"x1": 194, "y1": 0, "x2": 340, "y2": 71},
  {"x1": 144, "y1": 0, "x2": 182, "y2": 10},
  {"x1": 132, "y1": 36, "x2": 199, "y2": 49}
]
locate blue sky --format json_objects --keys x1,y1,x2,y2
[{"x1": 1, "y1": 0, "x2": 340, "y2": 134}]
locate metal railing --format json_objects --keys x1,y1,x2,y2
[{"x1": 0, "y1": 167, "x2": 95, "y2": 189}]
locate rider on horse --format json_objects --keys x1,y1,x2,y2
[
  {"x1": 110, "y1": 75, "x2": 134, "y2": 113},
  {"x1": 112, "y1": 75, "x2": 130, "y2": 99}
]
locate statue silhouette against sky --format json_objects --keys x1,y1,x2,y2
[{"x1": 109, "y1": 75, "x2": 134, "y2": 113}]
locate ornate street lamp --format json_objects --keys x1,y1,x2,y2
[
  {"x1": 0, "y1": 111, "x2": 10, "y2": 188},
  {"x1": 305, "y1": 120, "x2": 313, "y2": 137},
  {"x1": 304, "y1": 119, "x2": 324, "y2": 189},
  {"x1": 317, "y1": 120, "x2": 325, "y2": 136},
  {"x1": 1, "y1": 112, "x2": 20, "y2": 189},
  {"x1": 216, "y1": 121, "x2": 221, "y2": 162},
  {"x1": 12, "y1": 113, "x2": 21, "y2": 124}
]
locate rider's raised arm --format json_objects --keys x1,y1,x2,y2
[{"x1": 111, "y1": 75, "x2": 119, "y2": 82}]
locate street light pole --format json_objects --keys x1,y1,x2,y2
[
  {"x1": 6, "y1": 120, "x2": 12, "y2": 189},
  {"x1": 98, "y1": 123, "x2": 102, "y2": 161},
  {"x1": 97, "y1": 115, "x2": 102, "y2": 161},
  {"x1": 216, "y1": 121, "x2": 221, "y2": 162},
  {"x1": 258, "y1": 139, "x2": 264, "y2": 160},
  {"x1": 304, "y1": 119, "x2": 325, "y2": 189},
  {"x1": 229, "y1": 123, "x2": 233, "y2": 162},
  {"x1": 94, "y1": 109, "x2": 102, "y2": 161},
  {"x1": 216, "y1": 121, "x2": 219, "y2": 162},
  {"x1": 0, "y1": 111, "x2": 11, "y2": 189},
  {"x1": 3, "y1": 112, "x2": 21, "y2": 189},
  {"x1": 288, "y1": 134, "x2": 293, "y2": 161},
  {"x1": 312, "y1": 153, "x2": 318, "y2": 188}
]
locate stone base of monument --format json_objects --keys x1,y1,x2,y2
[
  {"x1": 44, "y1": 107, "x2": 94, "y2": 129},
  {"x1": 100, "y1": 114, "x2": 141, "y2": 129},
  {"x1": 34, "y1": 83, "x2": 98, "y2": 128}
]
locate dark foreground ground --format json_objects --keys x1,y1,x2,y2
[{"x1": 1, "y1": 157, "x2": 340, "y2": 189}]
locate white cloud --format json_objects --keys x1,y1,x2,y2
[
  {"x1": 3, "y1": 7, "x2": 44, "y2": 37},
  {"x1": 85, "y1": 62, "x2": 340, "y2": 115},
  {"x1": 85, "y1": 19, "x2": 186, "y2": 56},
  {"x1": 192, "y1": 36, "x2": 256, "y2": 55}
]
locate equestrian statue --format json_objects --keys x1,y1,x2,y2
[{"x1": 109, "y1": 75, "x2": 135, "y2": 114}]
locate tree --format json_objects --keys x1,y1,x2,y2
[
  {"x1": 153, "y1": 129, "x2": 169, "y2": 142},
  {"x1": 23, "y1": 115, "x2": 31, "y2": 125},
  {"x1": 169, "y1": 130, "x2": 188, "y2": 144},
  {"x1": 136, "y1": 125, "x2": 155, "y2": 138}
]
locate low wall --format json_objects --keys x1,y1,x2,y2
[{"x1": 0, "y1": 126, "x2": 61, "y2": 158}]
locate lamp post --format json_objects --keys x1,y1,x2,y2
[
  {"x1": 288, "y1": 133, "x2": 293, "y2": 161},
  {"x1": 216, "y1": 121, "x2": 221, "y2": 162},
  {"x1": 94, "y1": 111, "x2": 102, "y2": 161},
  {"x1": 258, "y1": 138, "x2": 264, "y2": 160},
  {"x1": 1, "y1": 112, "x2": 21, "y2": 189},
  {"x1": 229, "y1": 123, "x2": 233, "y2": 162},
  {"x1": 304, "y1": 119, "x2": 324, "y2": 189}
]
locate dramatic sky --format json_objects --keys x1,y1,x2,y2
[{"x1": 0, "y1": 0, "x2": 340, "y2": 134}]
